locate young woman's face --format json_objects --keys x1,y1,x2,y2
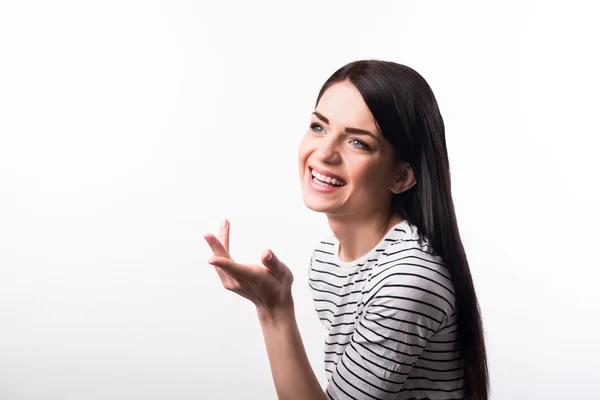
[{"x1": 298, "y1": 80, "x2": 403, "y2": 218}]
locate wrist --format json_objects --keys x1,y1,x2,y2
[{"x1": 256, "y1": 300, "x2": 296, "y2": 327}]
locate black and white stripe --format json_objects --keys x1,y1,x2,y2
[{"x1": 309, "y1": 220, "x2": 464, "y2": 400}]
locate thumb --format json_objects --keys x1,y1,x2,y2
[{"x1": 261, "y1": 249, "x2": 291, "y2": 283}]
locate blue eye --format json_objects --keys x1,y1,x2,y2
[
  {"x1": 310, "y1": 123, "x2": 324, "y2": 133},
  {"x1": 310, "y1": 123, "x2": 370, "y2": 150},
  {"x1": 350, "y1": 139, "x2": 369, "y2": 150}
]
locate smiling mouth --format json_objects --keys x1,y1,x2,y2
[{"x1": 309, "y1": 168, "x2": 347, "y2": 187}]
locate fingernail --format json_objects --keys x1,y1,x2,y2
[
  {"x1": 221, "y1": 219, "x2": 227, "y2": 229},
  {"x1": 203, "y1": 234, "x2": 212, "y2": 244},
  {"x1": 265, "y1": 250, "x2": 272, "y2": 261}
]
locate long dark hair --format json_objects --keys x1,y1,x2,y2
[{"x1": 315, "y1": 60, "x2": 489, "y2": 400}]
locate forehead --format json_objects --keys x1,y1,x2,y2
[{"x1": 315, "y1": 81, "x2": 379, "y2": 132}]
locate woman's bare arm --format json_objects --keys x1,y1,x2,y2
[
  {"x1": 258, "y1": 304, "x2": 326, "y2": 400},
  {"x1": 204, "y1": 220, "x2": 324, "y2": 400}
]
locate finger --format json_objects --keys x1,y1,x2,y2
[
  {"x1": 203, "y1": 233, "x2": 229, "y2": 259},
  {"x1": 213, "y1": 265, "x2": 235, "y2": 288},
  {"x1": 208, "y1": 256, "x2": 273, "y2": 284},
  {"x1": 211, "y1": 265, "x2": 254, "y2": 302},
  {"x1": 261, "y1": 250, "x2": 292, "y2": 284},
  {"x1": 218, "y1": 219, "x2": 230, "y2": 255}
]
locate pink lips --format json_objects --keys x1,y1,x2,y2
[
  {"x1": 308, "y1": 172, "x2": 345, "y2": 193},
  {"x1": 309, "y1": 166, "x2": 346, "y2": 185}
]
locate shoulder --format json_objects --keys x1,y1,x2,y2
[
  {"x1": 365, "y1": 222, "x2": 456, "y2": 327},
  {"x1": 308, "y1": 233, "x2": 336, "y2": 267},
  {"x1": 379, "y1": 221, "x2": 452, "y2": 287}
]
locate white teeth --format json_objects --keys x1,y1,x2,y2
[{"x1": 311, "y1": 169, "x2": 345, "y2": 186}]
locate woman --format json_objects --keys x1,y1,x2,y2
[{"x1": 204, "y1": 60, "x2": 489, "y2": 400}]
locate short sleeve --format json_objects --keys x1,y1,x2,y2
[{"x1": 325, "y1": 257, "x2": 456, "y2": 399}]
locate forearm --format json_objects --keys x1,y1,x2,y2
[{"x1": 257, "y1": 302, "x2": 326, "y2": 400}]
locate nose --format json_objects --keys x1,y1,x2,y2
[{"x1": 314, "y1": 134, "x2": 342, "y2": 164}]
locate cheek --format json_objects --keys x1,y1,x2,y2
[
  {"x1": 350, "y1": 163, "x2": 386, "y2": 188},
  {"x1": 298, "y1": 137, "x2": 311, "y2": 176},
  {"x1": 298, "y1": 136, "x2": 311, "y2": 164}
]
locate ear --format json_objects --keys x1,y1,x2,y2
[{"x1": 390, "y1": 161, "x2": 417, "y2": 194}]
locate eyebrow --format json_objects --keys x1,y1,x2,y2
[{"x1": 312, "y1": 111, "x2": 379, "y2": 141}]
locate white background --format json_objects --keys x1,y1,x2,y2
[{"x1": 1, "y1": 1, "x2": 599, "y2": 399}]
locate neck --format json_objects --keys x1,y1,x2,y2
[{"x1": 327, "y1": 211, "x2": 405, "y2": 262}]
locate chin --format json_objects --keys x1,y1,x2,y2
[
  {"x1": 304, "y1": 203, "x2": 328, "y2": 213},
  {"x1": 301, "y1": 192, "x2": 333, "y2": 213}
]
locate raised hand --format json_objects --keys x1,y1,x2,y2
[{"x1": 203, "y1": 219, "x2": 294, "y2": 312}]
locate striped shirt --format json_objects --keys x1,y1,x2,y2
[{"x1": 309, "y1": 220, "x2": 464, "y2": 400}]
